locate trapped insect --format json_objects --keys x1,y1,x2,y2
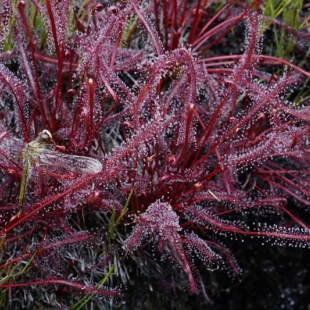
[{"x1": 0, "y1": 129, "x2": 102, "y2": 214}]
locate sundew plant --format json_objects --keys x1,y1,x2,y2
[{"x1": 0, "y1": 0, "x2": 310, "y2": 308}]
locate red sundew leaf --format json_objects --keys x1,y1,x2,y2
[
  {"x1": 184, "y1": 233, "x2": 220, "y2": 262},
  {"x1": 0, "y1": 174, "x2": 97, "y2": 236},
  {"x1": 41, "y1": 232, "x2": 95, "y2": 251},
  {"x1": 124, "y1": 222, "x2": 147, "y2": 250},
  {"x1": 0, "y1": 64, "x2": 29, "y2": 132},
  {"x1": 0, "y1": 279, "x2": 119, "y2": 299},
  {"x1": 205, "y1": 240, "x2": 241, "y2": 276},
  {"x1": 0, "y1": 129, "x2": 12, "y2": 141},
  {"x1": 249, "y1": 225, "x2": 310, "y2": 245},
  {"x1": 166, "y1": 231, "x2": 197, "y2": 293},
  {"x1": 185, "y1": 206, "x2": 244, "y2": 233},
  {"x1": 131, "y1": 0, "x2": 163, "y2": 56}
]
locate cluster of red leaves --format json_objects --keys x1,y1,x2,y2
[{"x1": 0, "y1": 0, "x2": 310, "y2": 306}]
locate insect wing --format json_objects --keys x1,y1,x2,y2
[
  {"x1": 33, "y1": 148, "x2": 103, "y2": 176},
  {"x1": 0, "y1": 137, "x2": 24, "y2": 168},
  {"x1": 0, "y1": 136, "x2": 102, "y2": 175}
]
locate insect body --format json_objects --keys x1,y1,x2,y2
[{"x1": 18, "y1": 130, "x2": 53, "y2": 212}]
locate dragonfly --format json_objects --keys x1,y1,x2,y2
[{"x1": 0, "y1": 129, "x2": 103, "y2": 214}]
